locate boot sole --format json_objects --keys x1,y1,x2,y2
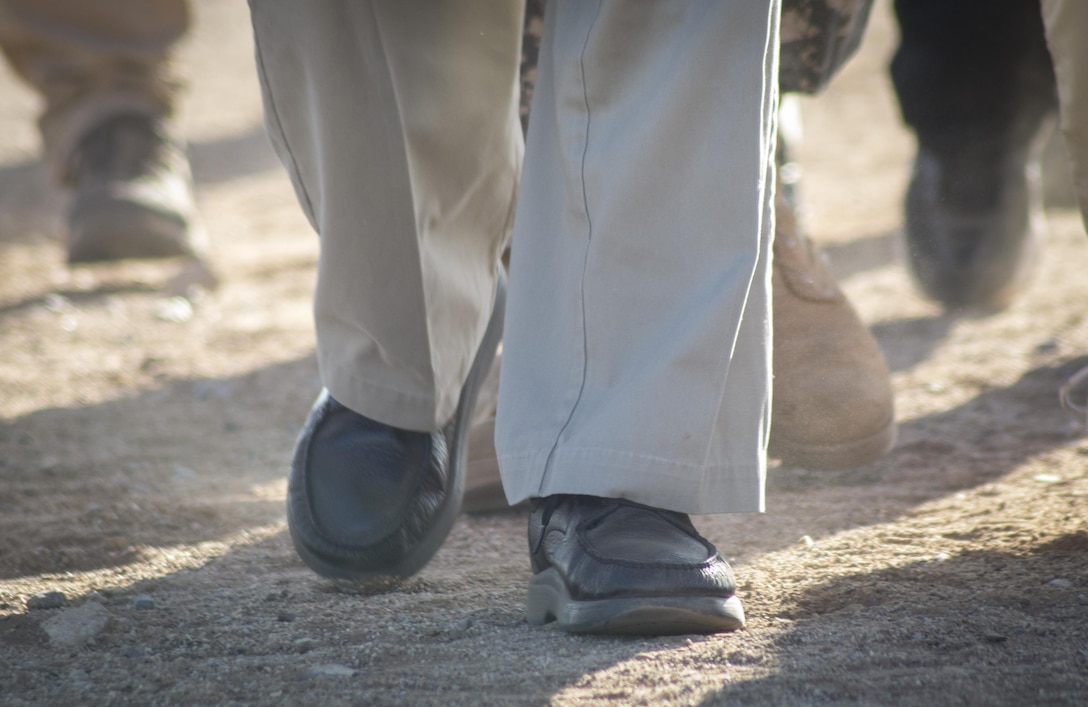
[
  {"x1": 526, "y1": 568, "x2": 745, "y2": 635},
  {"x1": 68, "y1": 199, "x2": 196, "y2": 263},
  {"x1": 769, "y1": 414, "x2": 897, "y2": 470}
]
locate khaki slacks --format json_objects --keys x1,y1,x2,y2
[
  {"x1": 0, "y1": 0, "x2": 187, "y2": 183},
  {"x1": 250, "y1": 0, "x2": 780, "y2": 515}
]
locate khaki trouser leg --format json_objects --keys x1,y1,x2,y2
[
  {"x1": 1041, "y1": 0, "x2": 1088, "y2": 227},
  {"x1": 497, "y1": 0, "x2": 780, "y2": 514},
  {"x1": 249, "y1": 2, "x2": 524, "y2": 431},
  {"x1": 0, "y1": 0, "x2": 188, "y2": 183}
]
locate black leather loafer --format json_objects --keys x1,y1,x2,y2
[
  {"x1": 526, "y1": 495, "x2": 745, "y2": 635},
  {"x1": 287, "y1": 275, "x2": 505, "y2": 580}
]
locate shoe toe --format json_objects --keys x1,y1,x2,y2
[
  {"x1": 528, "y1": 496, "x2": 743, "y2": 635},
  {"x1": 287, "y1": 391, "x2": 453, "y2": 580},
  {"x1": 302, "y1": 394, "x2": 442, "y2": 547}
]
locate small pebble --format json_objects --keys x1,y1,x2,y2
[
  {"x1": 277, "y1": 611, "x2": 296, "y2": 623},
  {"x1": 1047, "y1": 578, "x2": 1073, "y2": 589},
  {"x1": 155, "y1": 296, "x2": 194, "y2": 323},
  {"x1": 133, "y1": 594, "x2": 155, "y2": 610},
  {"x1": 445, "y1": 618, "x2": 472, "y2": 639},
  {"x1": 26, "y1": 591, "x2": 67, "y2": 611},
  {"x1": 123, "y1": 645, "x2": 148, "y2": 659},
  {"x1": 43, "y1": 293, "x2": 73, "y2": 314},
  {"x1": 293, "y1": 638, "x2": 317, "y2": 654},
  {"x1": 1034, "y1": 339, "x2": 1059, "y2": 354},
  {"x1": 43, "y1": 602, "x2": 112, "y2": 647},
  {"x1": 67, "y1": 668, "x2": 91, "y2": 684}
]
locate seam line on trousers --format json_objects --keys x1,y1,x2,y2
[
  {"x1": 538, "y1": 0, "x2": 603, "y2": 494},
  {"x1": 249, "y1": 5, "x2": 319, "y2": 228}
]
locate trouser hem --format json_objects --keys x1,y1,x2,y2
[
  {"x1": 499, "y1": 447, "x2": 765, "y2": 515},
  {"x1": 323, "y1": 370, "x2": 439, "y2": 433}
]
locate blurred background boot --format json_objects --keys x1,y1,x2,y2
[
  {"x1": 767, "y1": 183, "x2": 896, "y2": 470},
  {"x1": 0, "y1": 0, "x2": 197, "y2": 263},
  {"x1": 65, "y1": 114, "x2": 203, "y2": 263},
  {"x1": 890, "y1": 0, "x2": 1059, "y2": 310}
]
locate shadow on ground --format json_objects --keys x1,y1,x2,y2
[
  {"x1": 697, "y1": 536, "x2": 1088, "y2": 705},
  {"x1": 1, "y1": 348, "x2": 1084, "y2": 703},
  {"x1": 0, "y1": 355, "x2": 317, "y2": 580}
]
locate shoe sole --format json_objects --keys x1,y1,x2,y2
[
  {"x1": 289, "y1": 273, "x2": 507, "y2": 580},
  {"x1": 526, "y1": 568, "x2": 745, "y2": 635},
  {"x1": 769, "y1": 413, "x2": 897, "y2": 470},
  {"x1": 68, "y1": 199, "x2": 197, "y2": 263}
]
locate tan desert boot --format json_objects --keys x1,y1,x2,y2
[{"x1": 768, "y1": 186, "x2": 896, "y2": 469}]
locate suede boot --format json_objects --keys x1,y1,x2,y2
[{"x1": 767, "y1": 186, "x2": 896, "y2": 469}]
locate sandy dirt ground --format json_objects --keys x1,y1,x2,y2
[{"x1": 1, "y1": 2, "x2": 1087, "y2": 705}]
